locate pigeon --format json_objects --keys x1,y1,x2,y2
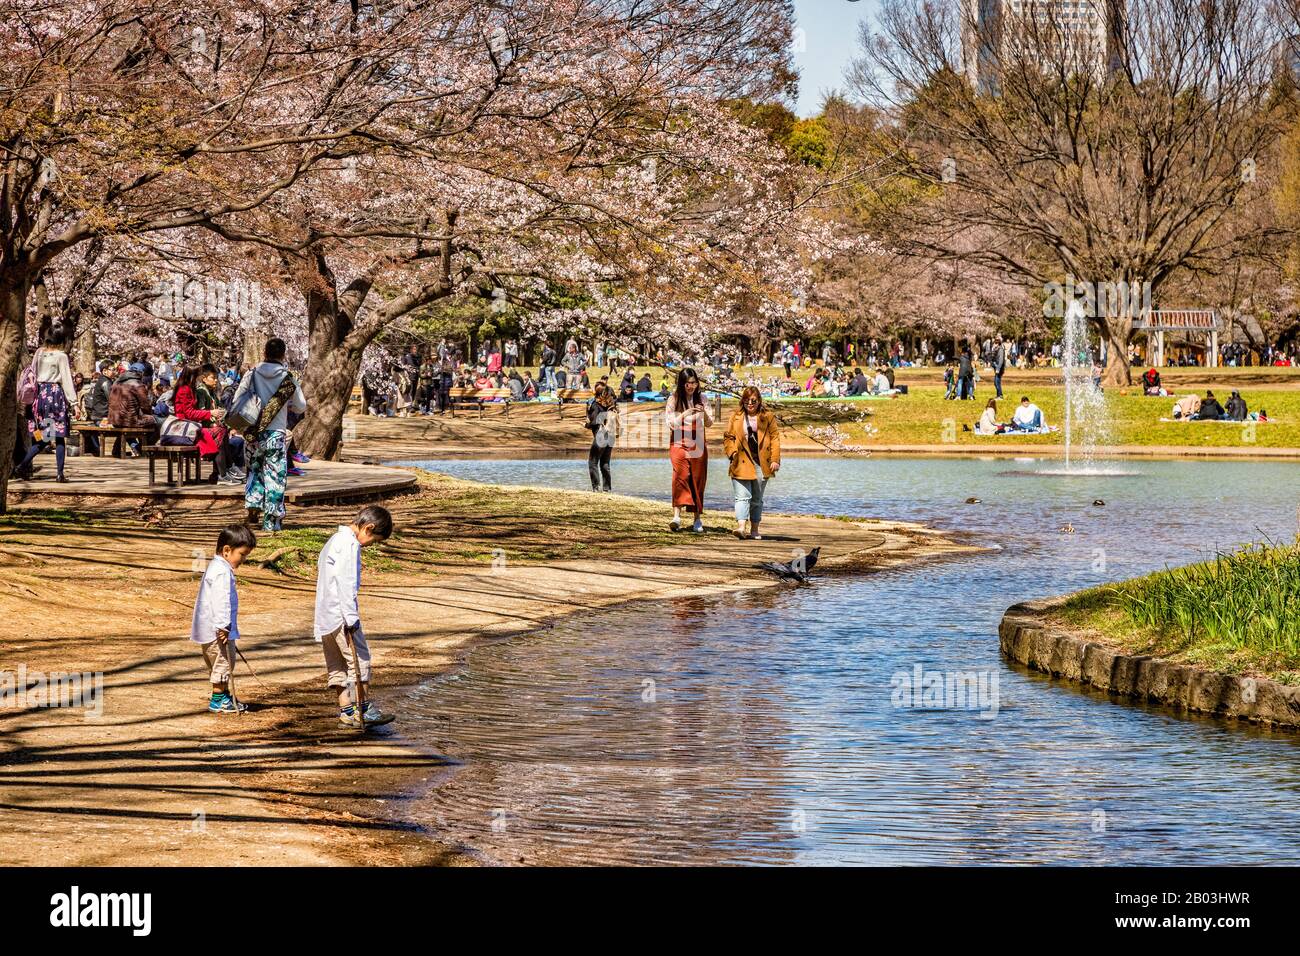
[{"x1": 760, "y1": 547, "x2": 821, "y2": 583}]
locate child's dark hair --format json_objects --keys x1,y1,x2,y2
[
  {"x1": 216, "y1": 524, "x2": 257, "y2": 554},
  {"x1": 355, "y1": 505, "x2": 393, "y2": 539}
]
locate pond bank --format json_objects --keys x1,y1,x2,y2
[
  {"x1": 1000, "y1": 598, "x2": 1300, "y2": 728},
  {"x1": 0, "y1": 471, "x2": 971, "y2": 866}
]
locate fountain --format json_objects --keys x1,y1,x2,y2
[{"x1": 1037, "y1": 298, "x2": 1135, "y2": 477}]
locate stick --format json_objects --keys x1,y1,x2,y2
[
  {"x1": 235, "y1": 645, "x2": 271, "y2": 693},
  {"x1": 344, "y1": 625, "x2": 367, "y2": 733},
  {"x1": 225, "y1": 639, "x2": 242, "y2": 718}
]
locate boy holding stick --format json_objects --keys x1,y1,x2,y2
[{"x1": 314, "y1": 505, "x2": 395, "y2": 728}]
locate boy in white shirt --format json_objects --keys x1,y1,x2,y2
[
  {"x1": 315, "y1": 505, "x2": 395, "y2": 728},
  {"x1": 190, "y1": 524, "x2": 257, "y2": 713}
]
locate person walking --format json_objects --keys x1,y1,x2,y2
[
  {"x1": 724, "y1": 386, "x2": 781, "y2": 540},
  {"x1": 230, "y1": 338, "x2": 306, "y2": 532},
  {"x1": 992, "y1": 335, "x2": 1007, "y2": 399},
  {"x1": 665, "y1": 367, "x2": 712, "y2": 533},
  {"x1": 585, "y1": 383, "x2": 619, "y2": 492},
  {"x1": 15, "y1": 325, "x2": 77, "y2": 482}
]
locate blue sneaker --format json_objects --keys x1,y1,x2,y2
[{"x1": 209, "y1": 693, "x2": 247, "y2": 714}]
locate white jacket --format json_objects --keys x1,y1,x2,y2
[
  {"x1": 190, "y1": 556, "x2": 239, "y2": 644},
  {"x1": 314, "y1": 526, "x2": 362, "y2": 642}
]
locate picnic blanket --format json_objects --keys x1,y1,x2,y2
[
  {"x1": 975, "y1": 425, "x2": 1060, "y2": 436},
  {"x1": 1158, "y1": 417, "x2": 1272, "y2": 424}
]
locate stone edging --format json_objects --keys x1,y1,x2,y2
[{"x1": 999, "y1": 597, "x2": 1300, "y2": 728}]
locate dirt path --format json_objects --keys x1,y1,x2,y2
[{"x1": 0, "y1": 475, "x2": 974, "y2": 866}]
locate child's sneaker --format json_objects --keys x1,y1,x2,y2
[
  {"x1": 209, "y1": 693, "x2": 247, "y2": 714},
  {"x1": 361, "y1": 701, "x2": 394, "y2": 727},
  {"x1": 339, "y1": 705, "x2": 363, "y2": 728},
  {"x1": 287, "y1": 466, "x2": 306, "y2": 477}
]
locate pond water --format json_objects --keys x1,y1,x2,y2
[{"x1": 392, "y1": 455, "x2": 1300, "y2": 865}]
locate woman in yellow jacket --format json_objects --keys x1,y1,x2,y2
[{"x1": 723, "y1": 386, "x2": 781, "y2": 540}]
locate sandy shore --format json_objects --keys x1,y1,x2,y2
[{"x1": 0, "y1": 460, "x2": 976, "y2": 866}]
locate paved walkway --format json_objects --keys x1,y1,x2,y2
[{"x1": 8, "y1": 455, "x2": 418, "y2": 503}]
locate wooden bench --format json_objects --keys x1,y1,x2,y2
[
  {"x1": 72, "y1": 423, "x2": 158, "y2": 458},
  {"x1": 144, "y1": 444, "x2": 219, "y2": 488},
  {"x1": 447, "y1": 387, "x2": 512, "y2": 418},
  {"x1": 555, "y1": 388, "x2": 595, "y2": 418}
]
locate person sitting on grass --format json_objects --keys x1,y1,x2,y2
[
  {"x1": 1009, "y1": 396, "x2": 1045, "y2": 431},
  {"x1": 846, "y1": 367, "x2": 869, "y2": 397},
  {"x1": 975, "y1": 398, "x2": 1004, "y2": 435},
  {"x1": 1141, "y1": 367, "x2": 1166, "y2": 396},
  {"x1": 189, "y1": 524, "x2": 256, "y2": 714},
  {"x1": 314, "y1": 505, "x2": 396, "y2": 728},
  {"x1": 1224, "y1": 389, "x2": 1248, "y2": 422},
  {"x1": 1191, "y1": 390, "x2": 1225, "y2": 420},
  {"x1": 871, "y1": 368, "x2": 893, "y2": 395}
]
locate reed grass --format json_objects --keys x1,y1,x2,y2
[{"x1": 1074, "y1": 542, "x2": 1300, "y2": 663}]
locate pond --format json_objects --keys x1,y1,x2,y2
[{"x1": 392, "y1": 455, "x2": 1300, "y2": 865}]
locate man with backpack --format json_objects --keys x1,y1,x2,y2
[{"x1": 228, "y1": 338, "x2": 306, "y2": 532}]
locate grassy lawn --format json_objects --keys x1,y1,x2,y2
[
  {"x1": 757, "y1": 386, "x2": 1300, "y2": 449},
  {"x1": 248, "y1": 471, "x2": 689, "y2": 578},
  {"x1": 547, "y1": 364, "x2": 1300, "y2": 449},
  {"x1": 1060, "y1": 544, "x2": 1300, "y2": 682}
]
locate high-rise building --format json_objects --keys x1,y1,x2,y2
[{"x1": 963, "y1": 0, "x2": 1125, "y2": 92}]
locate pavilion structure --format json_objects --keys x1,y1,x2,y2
[{"x1": 1132, "y1": 309, "x2": 1221, "y2": 367}]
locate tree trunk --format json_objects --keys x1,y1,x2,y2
[
  {"x1": 242, "y1": 325, "x2": 268, "y2": 370},
  {"x1": 296, "y1": 343, "x2": 364, "y2": 461},
  {"x1": 0, "y1": 275, "x2": 31, "y2": 513},
  {"x1": 1098, "y1": 315, "x2": 1133, "y2": 387},
  {"x1": 72, "y1": 315, "x2": 97, "y2": 374}
]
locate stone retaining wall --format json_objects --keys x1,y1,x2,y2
[{"x1": 999, "y1": 598, "x2": 1300, "y2": 728}]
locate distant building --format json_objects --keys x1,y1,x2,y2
[
  {"x1": 1275, "y1": 34, "x2": 1300, "y2": 82},
  {"x1": 963, "y1": 0, "x2": 1125, "y2": 92}
]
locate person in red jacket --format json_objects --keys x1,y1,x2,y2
[{"x1": 175, "y1": 364, "x2": 238, "y2": 481}]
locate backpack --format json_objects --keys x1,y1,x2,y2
[
  {"x1": 17, "y1": 355, "x2": 38, "y2": 407},
  {"x1": 227, "y1": 371, "x2": 297, "y2": 438}
]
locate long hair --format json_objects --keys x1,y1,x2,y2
[
  {"x1": 175, "y1": 365, "x2": 199, "y2": 392},
  {"x1": 739, "y1": 385, "x2": 764, "y2": 414},
  {"x1": 672, "y1": 367, "x2": 702, "y2": 410}
]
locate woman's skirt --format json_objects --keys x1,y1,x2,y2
[
  {"x1": 29, "y1": 382, "x2": 70, "y2": 440},
  {"x1": 670, "y1": 442, "x2": 708, "y2": 513}
]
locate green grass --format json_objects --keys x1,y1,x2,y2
[
  {"x1": 0, "y1": 507, "x2": 96, "y2": 527},
  {"x1": 763, "y1": 385, "x2": 1300, "y2": 449},
  {"x1": 1061, "y1": 543, "x2": 1300, "y2": 681}
]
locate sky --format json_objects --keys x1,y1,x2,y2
[{"x1": 791, "y1": 0, "x2": 881, "y2": 117}]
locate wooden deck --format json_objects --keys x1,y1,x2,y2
[{"x1": 7, "y1": 454, "x2": 418, "y2": 503}]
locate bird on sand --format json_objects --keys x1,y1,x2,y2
[{"x1": 760, "y1": 547, "x2": 821, "y2": 583}]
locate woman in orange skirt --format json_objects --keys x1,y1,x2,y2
[{"x1": 665, "y1": 367, "x2": 712, "y2": 533}]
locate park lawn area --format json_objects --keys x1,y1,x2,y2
[
  {"x1": 771, "y1": 385, "x2": 1300, "y2": 449},
  {"x1": 1058, "y1": 544, "x2": 1300, "y2": 683}
]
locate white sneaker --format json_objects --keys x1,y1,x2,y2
[{"x1": 670, "y1": 516, "x2": 681, "y2": 532}]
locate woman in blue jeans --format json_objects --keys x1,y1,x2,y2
[{"x1": 723, "y1": 386, "x2": 781, "y2": 540}]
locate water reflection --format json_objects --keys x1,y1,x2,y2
[{"x1": 399, "y1": 457, "x2": 1300, "y2": 865}]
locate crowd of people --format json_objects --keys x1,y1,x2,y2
[{"x1": 15, "y1": 332, "x2": 310, "y2": 532}]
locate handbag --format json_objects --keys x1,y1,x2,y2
[
  {"x1": 227, "y1": 372, "x2": 296, "y2": 438},
  {"x1": 159, "y1": 416, "x2": 202, "y2": 446}
]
